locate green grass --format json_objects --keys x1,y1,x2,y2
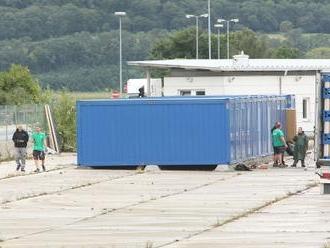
[
  {"x1": 52, "y1": 91, "x2": 124, "y2": 102},
  {"x1": 67, "y1": 91, "x2": 113, "y2": 100},
  {"x1": 266, "y1": 33, "x2": 287, "y2": 41}
]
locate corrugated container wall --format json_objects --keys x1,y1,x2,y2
[{"x1": 77, "y1": 96, "x2": 288, "y2": 167}]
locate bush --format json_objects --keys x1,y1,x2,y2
[
  {"x1": 0, "y1": 64, "x2": 44, "y2": 105},
  {"x1": 53, "y1": 92, "x2": 76, "y2": 152}
]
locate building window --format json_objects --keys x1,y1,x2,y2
[
  {"x1": 302, "y1": 98, "x2": 309, "y2": 120},
  {"x1": 196, "y1": 91, "x2": 205, "y2": 95},
  {"x1": 180, "y1": 90, "x2": 191, "y2": 96},
  {"x1": 179, "y1": 90, "x2": 205, "y2": 96}
]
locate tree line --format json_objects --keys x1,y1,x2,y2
[
  {"x1": 0, "y1": 0, "x2": 330, "y2": 91},
  {"x1": 0, "y1": 27, "x2": 329, "y2": 91},
  {"x1": 0, "y1": 0, "x2": 329, "y2": 41}
]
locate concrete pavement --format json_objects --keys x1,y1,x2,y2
[{"x1": 0, "y1": 154, "x2": 329, "y2": 248}]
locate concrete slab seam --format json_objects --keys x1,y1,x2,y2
[
  {"x1": 1, "y1": 173, "x2": 243, "y2": 244},
  {"x1": 155, "y1": 182, "x2": 319, "y2": 248},
  {"x1": 0, "y1": 171, "x2": 139, "y2": 206}
]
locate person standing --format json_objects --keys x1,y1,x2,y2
[
  {"x1": 12, "y1": 125, "x2": 29, "y2": 172},
  {"x1": 271, "y1": 123, "x2": 278, "y2": 166},
  {"x1": 272, "y1": 122, "x2": 288, "y2": 167},
  {"x1": 292, "y1": 127, "x2": 309, "y2": 168},
  {"x1": 32, "y1": 126, "x2": 47, "y2": 172}
]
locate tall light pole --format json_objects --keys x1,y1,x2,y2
[
  {"x1": 214, "y1": 24, "x2": 223, "y2": 59},
  {"x1": 217, "y1": 18, "x2": 239, "y2": 59},
  {"x1": 186, "y1": 14, "x2": 208, "y2": 59},
  {"x1": 208, "y1": 0, "x2": 211, "y2": 59},
  {"x1": 115, "y1": 12, "x2": 126, "y2": 96}
]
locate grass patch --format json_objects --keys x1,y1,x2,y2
[
  {"x1": 0, "y1": 156, "x2": 14, "y2": 163},
  {"x1": 52, "y1": 91, "x2": 120, "y2": 102}
]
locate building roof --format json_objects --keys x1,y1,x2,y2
[{"x1": 128, "y1": 57, "x2": 330, "y2": 72}]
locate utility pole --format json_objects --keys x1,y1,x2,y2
[
  {"x1": 208, "y1": 0, "x2": 211, "y2": 59},
  {"x1": 214, "y1": 24, "x2": 223, "y2": 59},
  {"x1": 217, "y1": 18, "x2": 239, "y2": 60},
  {"x1": 186, "y1": 14, "x2": 208, "y2": 59},
  {"x1": 115, "y1": 12, "x2": 127, "y2": 96}
]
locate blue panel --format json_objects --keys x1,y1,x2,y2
[
  {"x1": 77, "y1": 98, "x2": 231, "y2": 166},
  {"x1": 227, "y1": 95, "x2": 287, "y2": 164},
  {"x1": 322, "y1": 74, "x2": 330, "y2": 83},
  {"x1": 323, "y1": 133, "x2": 330, "y2": 145},
  {"x1": 285, "y1": 95, "x2": 296, "y2": 109},
  {"x1": 323, "y1": 88, "x2": 330, "y2": 99},
  {"x1": 324, "y1": 111, "x2": 330, "y2": 121}
]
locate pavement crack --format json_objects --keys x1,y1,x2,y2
[
  {"x1": 2, "y1": 173, "x2": 242, "y2": 243},
  {"x1": 156, "y1": 182, "x2": 318, "y2": 248},
  {"x1": 0, "y1": 171, "x2": 139, "y2": 205},
  {"x1": 0, "y1": 165, "x2": 72, "y2": 181}
]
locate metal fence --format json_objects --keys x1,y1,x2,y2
[{"x1": 0, "y1": 104, "x2": 46, "y2": 160}]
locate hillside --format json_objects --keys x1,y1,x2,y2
[{"x1": 0, "y1": 0, "x2": 330, "y2": 91}]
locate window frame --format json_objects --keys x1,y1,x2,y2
[{"x1": 302, "y1": 97, "x2": 310, "y2": 121}]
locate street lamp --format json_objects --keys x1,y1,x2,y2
[
  {"x1": 186, "y1": 13, "x2": 208, "y2": 59},
  {"x1": 208, "y1": 0, "x2": 211, "y2": 60},
  {"x1": 217, "y1": 18, "x2": 239, "y2": 59},
  {"x1": 115, "y1": 11, "x2": 126, "y2": 96},
  {"x1": 214, "y1": 24, "x2": 224, "y2": 59}
]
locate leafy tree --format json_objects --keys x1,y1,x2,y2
[
  {"x1": 270, "y1": 46, "x2": 301, "y2": 59},
  {"x1": 0, "y1": 64, "x2": 43, "y2": 105},
  {"x1": 151, "y1": 28, "x2": 269, "y2": 60},
  {"x1": 285, "y1": 28, "x2": 304, "y2": 50},
  {"x1": 279, "y1": 21, "x2": 294, "y2": 33},
  {"x1": 230, "y1": 29, "x2": 269, "y2": 58},
  {"x1": 0, "y1": 1, "x2": 330, "y2": 92},
  {"x1": 151, "y1": 28, "x2": 196, "y2": 59},
  {"x1": 305, "y1": 47, "x2": 330, "y2": 59}
]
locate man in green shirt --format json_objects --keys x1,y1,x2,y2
[
  {"x1": 272, "y1": 122, "x2": 288, "y2": 167},
  {"x1": 32, "y1": 126, "x2": 47, "y2": 172}
]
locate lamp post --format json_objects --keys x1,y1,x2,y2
[
  {"x1": 214, "y1": 24, "x2": 223, "y2": 59},
  {"x1": 186, "y1": 14, "x2": 208, "y2": 59},
  {"x1": 208, "y1": 0, "x2": 211, "y2": 59},
  {"x1": 217, "y1": 18, "x2": 239, "y2": 59},
  {"x1": 115, "y1": 11, "x2": 126, "y2": 96}
]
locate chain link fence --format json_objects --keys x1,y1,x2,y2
[{"x1": 0, "y1": 104, "x2": 46, "y2": 160}]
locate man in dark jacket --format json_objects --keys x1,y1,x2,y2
[
  {"x1": 12, "y1": 125, "x2": 29, "y2": 172},
  {"x1": 292, "y1": 127, "x2": 309, "y2": 167}
]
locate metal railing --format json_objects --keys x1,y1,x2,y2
[{"x1": 0, "y1": 104, "x2": 45, "y2": 160}]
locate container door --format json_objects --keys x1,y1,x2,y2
[{"x1": 229, "y1": 100, "x2": 236, "y2": 162}]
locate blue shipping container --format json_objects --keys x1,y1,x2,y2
[{"x1": 77, "y1": 96, "x2": 287, "y2": 167}]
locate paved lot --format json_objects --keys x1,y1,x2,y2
[{"x1": 0, "y1": 154, "x2": 329, "y2": 248}]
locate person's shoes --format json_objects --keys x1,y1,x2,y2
[
  {"x1": 273, "y1": 163, "x2": 279, "y2": 167},
  {"x1": 16, "y1": 164, "x2": 21, "y2": 171},
  {"x1": 21, "y1": 167, "x2": 25, "y2": 172},
  {"x1": 34, "y1": 168, "x2": 40, "y2": 173},
  {"x1": 278, "y1": 164, "x2": 287, "y2": 168},
  {"x1": 291, "y1": 164, "x2": 297, "y2": 167},
  {"x1": 302, "y1": 164, "x2": 306, "y2": 168},
  {"x1": 42, "y1": 165, "x2": 46, "y2": 172}
]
